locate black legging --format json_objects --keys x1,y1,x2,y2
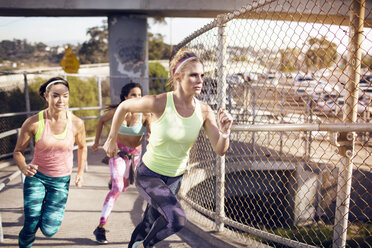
[{"x1": 128, "y1": 162, "x2": 185, "y2": 248}]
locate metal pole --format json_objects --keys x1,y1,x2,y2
[
  {"x1": 97, "y1": 76, "x2": 103, "y2": 120},
  {"x1": 23, "y1": 72, "x2": 34, "y2": 153},
  {"x1": 279, "y1": 93, "x2": 285, "y2": 154},
  {"x1": 306, "y1": 96, "x2": 312, "y2": 159},
  {"x1": 215, "y1": 14, "x2": 227, "y2": 232},
  {"x1": 23, "y1": 72, "x2": 31, "y2": 117},
  {"x1": 333, "y1": 0, "x2": 364, "y2": 247},
  {"x1": 0, "y1": 215, "x2": 3, "y2": 243},
  {"x1": 251, "y1": 88, "x2": 256, "y2": 147}
]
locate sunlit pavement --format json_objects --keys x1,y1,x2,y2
[{"x1": 0, "y1": 149, "x2": 235, "y2": 248}]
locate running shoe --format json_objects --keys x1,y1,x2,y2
[
  {"x1": 108, "y1": 179, "x2": 112, "y2": 190},
  {"x1": 93, "y1": 226, "x2": 108, "y2": 244},
  {"x1": 132, "y1": 240, "x2": 143, "y2": 248}
]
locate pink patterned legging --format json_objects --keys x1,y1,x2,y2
[{"x1": 99, "y1": 144, "x2": 141, "y2": 225}]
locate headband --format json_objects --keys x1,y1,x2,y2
[
  {"x1": 45, "y1": 80, "x2": 66, "y2": 91},
  {"x1": 174, "y1": 56, "x2": 197, "y2": 74}
]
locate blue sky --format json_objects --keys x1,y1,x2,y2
[{"x1": 0, "y1": 17, "x2": 212, "y2": 46}]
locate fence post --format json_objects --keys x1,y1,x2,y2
[
  {"x1": 305, "y1": 95, "x2": 312, "y2": 160},
  {"x1": 0, "y1": 215, "x2": 3, "y2": 243},
  {"x1": 333, "y1": 0, "x2": 365, "y2": 247},
  {"x1": 215, "y1": 14, "x2": 227, "y2": 232},
  {"x1": 23, "y1": 72, "x2": 31, "y2": 117},
  {"x1": 251, "y1": 87, "x2": 256, "y2": 148},
  {"x1": 279, "y1": 93, "x2": 285, "y2": 154},
  {"x1": 23, "y1": 72, "x2": 34, "y2": 154},
  {"x1": 97, "y1": 76, "x2": 103, "y2": 116}
]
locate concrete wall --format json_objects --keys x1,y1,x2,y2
[{"x1": 108, "y1": 15, "x2": 148, "y2": 103}]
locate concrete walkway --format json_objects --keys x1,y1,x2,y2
[{"x1": 0, "y1": 149, "x2": 238, "y2": 248}]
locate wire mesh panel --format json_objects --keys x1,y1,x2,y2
[{"x1": 178, "y1": 0, "x2": 372, "y2": 247}]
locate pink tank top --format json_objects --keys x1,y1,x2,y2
[{"x1": 31, "y1": 110, "x2": 75, "y2": 177}]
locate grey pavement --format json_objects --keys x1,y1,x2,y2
[{"x1": 0, "y1": 149, "x2": 242, "y2": 248}]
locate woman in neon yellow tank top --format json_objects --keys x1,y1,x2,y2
[
  {"x1": 103, "y1": 48, "x2": 233, "y2": 248},
  {"x1": 13, "y1": 77, "x2": 87, "y2": 248}
]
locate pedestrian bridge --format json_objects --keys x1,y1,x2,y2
[{"x1": 0, "y1": 148, "x2": 250, "y2": 248}]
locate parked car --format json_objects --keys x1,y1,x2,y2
[
  {"x1": 294, "y1": 76, "x2": 339, "y2": 101},
  {"x1": 316, "y1": 97, "x2": 344, "y2": 115},
  {"x1": 226, "y1": 74, "x2": 245, "y2": 87},
  {"x1": 282, "y1": 113, "x2": 322, "y2": 124},
  {"x1": 359, "y1": 75, "x2": 372, "y2": 97},
  {"x1": 246, "y1": 109, "x2": 280, "y2": 124},
  {"x1": 200, "y1": 77, "x2": 237, "y2": 109},
  {"x1": 316, "y1": 95, "x2": 371, "y2": 116},
  {"x1": 236, "y1": 72, "x2": 258, "y2": 82},
  {"x1": 262, "y1": 73, "x2": 279, "y2": 85}
]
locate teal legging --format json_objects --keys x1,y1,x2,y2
[{"x1": 18, "y1": 171, "x2": 70, "y2": 248}]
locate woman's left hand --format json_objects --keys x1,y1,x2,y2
[
  {"x1": 75, "y1": 172, "x2": 84, "y2": 187},
  {"x1": 218, "y1": 108, "x2": 233, "y2": 134}
]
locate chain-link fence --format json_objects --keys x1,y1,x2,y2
[
  {"x1": 175, "y1": 0, "x2": 372, "y2": 247},
  {"x1": 1, "y1": 1, "x2": 371, "y2": 246}
]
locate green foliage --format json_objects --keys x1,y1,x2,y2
[
  {"x1": 148, "y1": 62, "x2": 169, "y2": 94},
  {"x1": 77, "y1": 21, "x2": 171, "y2": 63},
  {"x1": 0, "y1": 76, "x2": 100, "y2": 154},
  {"x1": 65, "y1": 76, "x2": 99, "y2": 137},
  {"x1": 362, "y1": 54, "x2": 372, "y2": 70},
  {"x1": 148, "y1": 33, "x2": 171, "y2": 60},
  {"x1": 78, "y1": 21, "x2": 109, "y2": 64},
  {"x1": 0, "y1": 39, "x2": 64, "y2": 69},
  {"x1": 1, "y1": 22, "x2": 172, "y2": 69},
  {"x1": 231, "y1": 55, "x2": 248, "y2": 62},
  {"x1": 279, "y1": 47, "x2": 299, "y2": 72},
  {"x1": 305, "y1": 36, "x2": 338, "y2": 71}
]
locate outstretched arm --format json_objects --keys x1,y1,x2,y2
[
  {"x1": 91, "y1": 109, "x2": 115, "y2": 152},
  {"x1": 103, "y1": 94, "x2": 162, "y2": 157}
]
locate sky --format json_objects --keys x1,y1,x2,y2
[
  {"x1": 0, "y1": 16, "x2": 212, "y2": 46},
  {"x1": 0, "y1": 16, "x2": 370, "y2": 55}
]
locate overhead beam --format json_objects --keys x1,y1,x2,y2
[{"x1": 0, "y1": 0, "x2": 371, "y2": 27}]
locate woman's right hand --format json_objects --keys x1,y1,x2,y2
[
  {"x1": 103, "y1": 137, "x2": 118, "y2": 158},
  {"x1": 21, "y1": 163, "x2": 38, "y2": 177}
]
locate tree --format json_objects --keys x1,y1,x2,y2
[
  {"x1": 362, "y1": 54, "x2": 372, "y2": 70},
  {"x1": 148, "y1": 33, "x2": 171, "y2": 60},
  {"x1": 78, "y1": 21, "x2": 109, "y2": 64},
  {"x1": 279, "y1": 47, "x2": 300, "y2": 72},
  {"x1": 148, "y1": 62, "x2": 169, "y2": 94},
  {"x1": 305, "y1": 36, "x2": 338, "y2": 72},
  {"x1": 77, "y1": 19, "x2": 171, "y2": 63}
]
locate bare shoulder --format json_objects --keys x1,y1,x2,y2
[
  {"x1": 22, "y1": 113, "x2": 39, "y2": 134},
  {"x1": 143, "y1": 93, "x2": 167, "y2": 103},
  {"x1": 198, "y1": 100, "x2": 214, "y2": 120},
  {"x1": 71, "y1": 113, "x2": 85, "y2": 131},
  {"x1": 154, "y1": 92, "x2": 167, "y2": 104},
  {"x1": 142, "y1": 93, "x2": 167, "y2": 113}
]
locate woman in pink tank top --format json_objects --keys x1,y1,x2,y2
[{"x1": 13, "y1": 77, "x2": 87, "y2": 248}]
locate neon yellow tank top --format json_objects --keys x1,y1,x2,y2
[{"x1": 142, "y1": 92, "x2": 204, "y2": 177}]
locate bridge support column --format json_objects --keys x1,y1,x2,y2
[
  {"x1": 108, "y1": 15, "x2": 148, "y2": 103},
  {"x1": 293, "y1": 163, "x2": 319, "y2": 226}
]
